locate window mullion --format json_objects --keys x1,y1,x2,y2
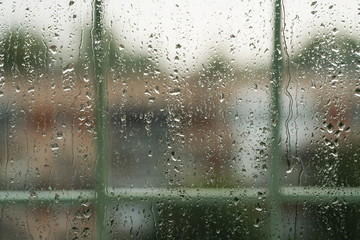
[
  {"x1": 268, "y1": 0, "x2": 284, "y2": 239},
  {"x1": 92, "y1": 0, "x2": 110, "y2": 239}
]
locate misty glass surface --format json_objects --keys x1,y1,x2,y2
[{"x1": 0, "y1": 0, "x2": 359, "y2": 239}]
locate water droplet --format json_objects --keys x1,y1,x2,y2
[
  {"x1": 55, "y1": 194, "x2": 60, "y2": 204},
  {"x1": 170, "y1": 88, "x2": 181, "y2": 96},
  {"x1": 255, "y1": 203, "x2": 262, "y2": 212},
  {"x1": 233, "y1": 197, "x2": 239, "y2": 206},
  {"x1": 29, "y1": 191, "x2": 38, "y2": 199},
  {"x1": 332, "y1": 27, "x2": 338, "y2": 35},
  {"x1": 63, "y1": 86, "x2": 72, "y2": 91},
  {"x1": 286, "y1": 165, "x2": 294, "y2": 174},
  {"x1": 83, "y1": 209, "x2": 92, "y2": 219},
  {"x1": 28, "y1": 86, "x2": 35, "y2": 93},
  {"x1": 63, "y1": 63, "x2": 74, "y2": 74},
  {"x1": 254, "y1": 218, "x2": 260, "y2": 228},
  {"x1": 83, "y1": 75, "x2": 89, "y2": 82},
  {"x1": 355, "y1": 88, "x2": 360, "y2": 97},
  {"x1": 51, "y1": 143, "x2": 59, "y2": 151},
  {"x1": 56, "y1": 131, "x2": 63, "y2": 139},
  {"x1": 338, "y1": 122, "x2": 345, "y2": 131},
  {"x1": 149, "y1": 96, "x2": 155, "y2": 103},
  {"x1": 220, "y1": 92, "x2": 224, "y2": 103},
  {"x1": 327, "y1": 123, "x2": 334, "y2": 133},
  {"x1": 49, "y1": 45, "x2": 57, "y2": 54}
]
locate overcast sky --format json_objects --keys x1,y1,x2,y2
[{"x1": 1, "y1": 0, "x2": 359, "y2": 71}]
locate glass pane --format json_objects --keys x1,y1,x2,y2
[
  {"x1": 2, "y1": 0, "x2": 358, "y2": 239},
  {"x1": 282, "y1": 0, "x2": 360, "y2": 187},
  {"x1": 104, "y1": 0, "x2": 273, "y2": 238},
  {"x1": 0, "y1": 0, "x2": 94, "y2": 190},
  {"x1": 105, "y1": 0, "x2": 273, "y2": 188},
  {"x1": 0, "y1": 203, "x2": 95, "y2": 240},
  {"x1": 282, "y1": 201, "x2": 360, "y2": 239},
  {"x1": 0, "y1": 0, "x2": 96, "y2": 238},
  {"x1": 280, "y1": 0, "x2": 360, "y2": 238}
]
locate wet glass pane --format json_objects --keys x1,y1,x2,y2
[
  {"x1": 0, "y1": 200, "x2": 95, "y2": 240},
  {"x1": 105, "y1": 0, "x2": 273, "y2": 238},
  {"x1": 0, "y1": 0, "x2": 94, "y2": 191},
  {"x1": 280, "y1": 0, "x2": 360, "y2": 239},
  {"x1": 282, "y1": 0, "x2": 360, "y2": 187},
  {"x1": 105, "y1": 0, "x2": 273, "y2": 189},
  {"x1": 0, "y1": 0, "x2": 96, "y2": 238},
  {"x1": 1, "y1": 0, "x2": 359, "y2": 239},
  {"x1": 282, "y1": 200, "x2": 360, "y2": 239}
]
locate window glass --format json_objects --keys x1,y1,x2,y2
[
  {"x1": 0, "y1": 1, "x2": 96, "y2": 239},
  {"x1": 0, "y1": 0, "x2": 359, "y2": 239},
  {"x1": 283, "y1": 0, "x2": 360, "y2": 187},
  {"x1": 104, "y1": 0, "x2": 272, "y2": 238},
  {"x1": 282, "y1": 0, "x2": 360, "y2": 238}
]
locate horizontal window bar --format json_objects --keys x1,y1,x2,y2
[
  {"x1": 0, "y1": 190, "x2": 95, "y2": 204},
  {"x1": 107, "y1": 187, "x2": 265, "y2": 203},
  {"x1": 280, "y1": 187, "x2": 360, "y2": 203},
  {"x1": 0, "y1": 187, "x2": 359, "y2": 205}
]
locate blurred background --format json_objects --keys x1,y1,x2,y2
[{"x1": 0, "y1": 0, "x2": 359, "y2": 239}]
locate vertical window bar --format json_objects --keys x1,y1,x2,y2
[
  {"x1": 92, "y1": 0, "x2": 109, "y2": 238},
  {"x1": 269, "y1": 0, "x2": 283, "y2": 239}
]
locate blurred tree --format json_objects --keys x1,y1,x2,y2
[
  {"x1": 291, "y1": 35, "x2": 360, "y2": 239},
  {"x1": 75, "y1": 29, "x2": 154, "y2": 76},
  {"x1": 293, "y1": 35, "x2": 360, "y2": 71},
  {"x1": 199, "y1": 55, "x2": 237, "y2": 86},
  {"x1": 291, "y1": 35, "x2": 360, "y2": 186},
  {"x1": 1, "y1": 29, "x2": 49, "y2": 77}
]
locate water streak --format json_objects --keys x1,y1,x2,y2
[{"x1": 282, "y1": 3, "x2": 293, "y2": 172}]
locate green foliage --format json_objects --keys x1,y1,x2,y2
[
  {"x1": 197, "y1": 55, "x2": 237, "y2": 87},
  {"x1": 156, "y1": 202, "x2": 266, "y2": 240},
  {"x1": 107, "y1": 37, "x2": 153, "y2": 75},
  {"x1": 1, "y1": 29, "x2": 48, "y2": 76},
  {"x1": 293, "y1": 35, "x2": 360, "y2": 70},
  {"x1": 78, "y1": 30, "x2": 154, "y2": 76}
]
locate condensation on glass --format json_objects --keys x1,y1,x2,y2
[{"x1": 0, "y1": 0, "x2": 359, "y2": 239}]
